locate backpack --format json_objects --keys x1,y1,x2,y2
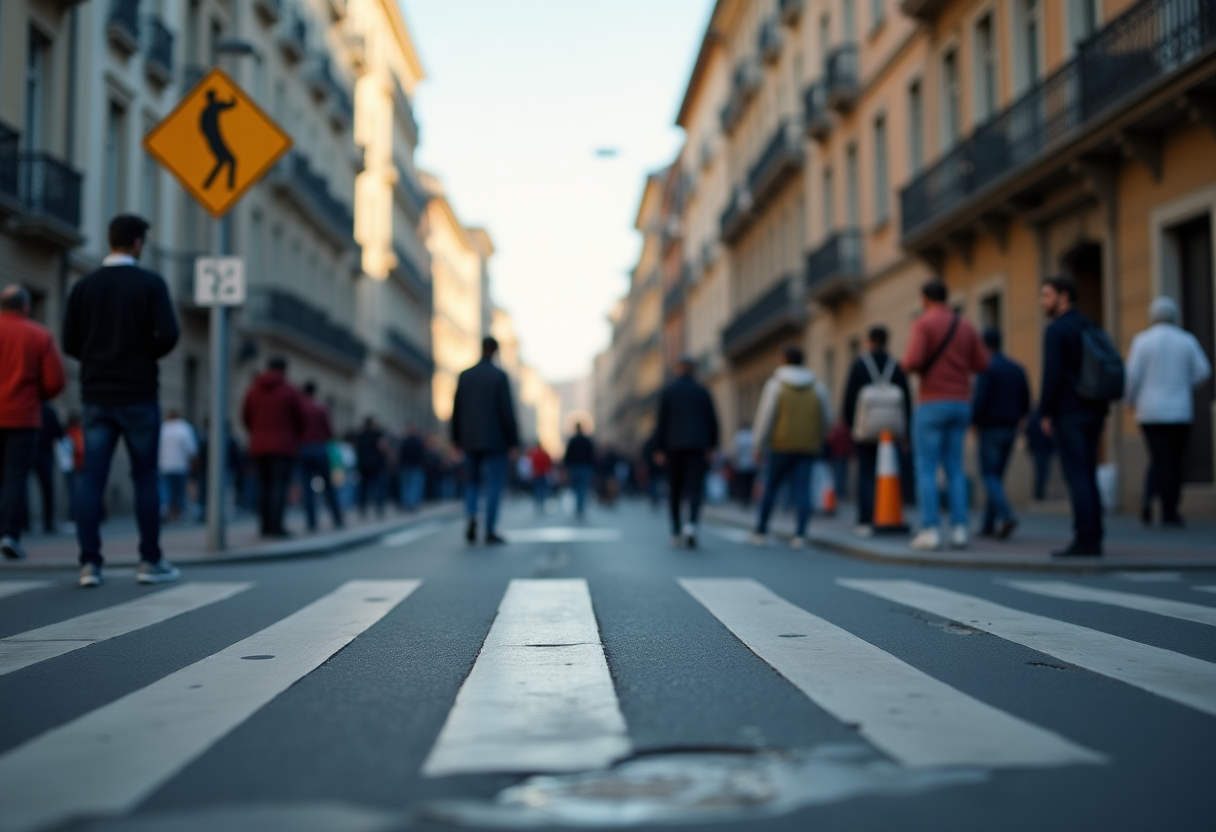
[
  {"x1": 1067, "y1": 319, "x2": 1125, "y2": 403},
  {"x1": 770, "y1": 383, "x2": 823, "y2": 454},
  {"x1": 853, "y1": 353, "x2": 908, "y2": 442}
]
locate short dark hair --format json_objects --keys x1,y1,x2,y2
[
  {"x1": 783, "y1": 344, "x2": 805, "y2": 365},
  {"x1": 482, "y1": 336, "x2": 499, "y2": 355},
  {"x1": 268, "y1": 356, "x2": 288, "y2": 372},
  {"x1": 0, "y1": 285, "x2": 31, "y2": 313},
  {"x1": 302, "y1": 381, "x2": 317, "y2": 396},
  {"x1": 867, "y1": 326, "x2": 889, "y2": 348},
  {"x1": 108, "y1": 214, "x2": 151, "y2": 250},
  {"x1": 982, "y1": 327, "x2": 1002, "y2": 351},
  {"x1": 921, "y1": 280, "x2": 948, "y2": 303},
  {"x1": 1043, "y1": 275, "x2": 1078, "y2": 302}
]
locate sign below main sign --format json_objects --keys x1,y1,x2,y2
[
  {"x1": 143, "y1": 67, "x2": 292, "y2": 218},
  {"x1": 195, "y1": 257, "x2": 246, "y2": 307}
]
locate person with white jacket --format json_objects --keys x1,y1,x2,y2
[
  {"x1": 749, "y1": 344, "x2": 833, "y2": 548},
  {"x1": 1126, "y1": 296, "x2": 1212, "y2": 526}
]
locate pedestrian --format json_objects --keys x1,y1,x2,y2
[
  {"x1": 843, "y1": 326, "x2": 912, "y2": 537},
  {"x1": 731, "y1": 424, "x2": 757, "y2": 507},
  {"x1": 398, "y1": 424, "x2": 426, "y2": 512},
  {"x1": 652, "y1": 355, "x2": 719, "y2": 548},
  {"x1": 451, "y1": 336, "x2": 520, "y2": 545},
  {"x1": 971, "y1": 328, "x2": 1031, "y2": 539},
  {"x1": 1126, "y1": 296, "x2": 1212, "y2": 527},
  {"x1": 31, "y1": 403, "x2": 64, "y2": 534},
  {"x1": 62, "y1": 216, "x2": 180, "y2": 586},
  {"x1": 158, "y1": 410, "x2": 197, "y2": 523},
  {"x1": 564, "y1": 422, "x2": 596, "y2": 520},
  {"x1": 748, "y1": 345, "x2": 832, "y2": 549},
  {"x1": 825, "y1": 421, "x2": 853, "y2": 502},
  {"x1": 59, "y1": 413, "x2": 83, "y2": 526},
  {"x1": 241, "y1": 356, "x2": 305, "y2": 538},
  {"x1": 355, "y1": 417, "x2": 389, "y2": 518},
  {"x1": 528, "y1": 442, "x2": 553, "y2": 513},
  {"x1": 901, "y1": 280, "x2": 990, "y2": 551},
  {"x1": 0, "y1": 286, "x2": 66, "y2": 560},
  {"x1": 298, "y1": 381, "x2": 344, "y2": 531},
  {"x1": 1039, "y1": 276, "x2": 1121, "y2": 557},
  {"x1": 642, "y1": 435, "x2": 664, "y2": 511},
  {"x1": 1024, "y1": 406, "x2": 1054, "y2": 501}
]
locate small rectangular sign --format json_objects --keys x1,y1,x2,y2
[{"x1": 194, "y1": 257, "x2": 246, "y2": 306}]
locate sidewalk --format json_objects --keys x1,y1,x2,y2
[
  {"x1": 704, "y1": 501, "x2": 1216, "y2": 571},
  {"x1": 0, "y1": 502, "x2": 462, "y2": 571}
]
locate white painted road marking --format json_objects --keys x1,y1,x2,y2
[
  {"x1": 380, "y1": 524, "x2": 444, "y2": 547},
  {"x1": 500, "y1": 528, "x2": 622, "y2": 543},
  {"x1": 0, "y1": 582, "x2": 252, "y2": 677},
  {"x1": 840, "y1": 579, "x2": 1216, "y2": 718},
  {"x1": 0, "y1": 581, "x2": 51, "y2": 601},
  {"x1": 0, "y1": 579, "x2": 420, "y2": 832},
  {"x1": 705, "y1": 526, "x2": 752, "y2": 544},
  {"x1": 1003, "y1": 580, "x2": 1216, "y2": 628},
  {"x1": 681, "y1": 578, "x2": 1102, "y2": 770},
  {"x1": 1195, "y1": 586, "x2": 1216, "y2": 595},
  {"x1": 423, "y1": 579, "x2": 630, "y2": 776}
]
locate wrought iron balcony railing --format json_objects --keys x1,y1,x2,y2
[
  {"x1": 107, "y1": 0, "x2": 140, "y2": 53},
  {"x1": 804, "y1": 80, "x2": 832, "y2": 140},
  {"x1": 719, "y1": 187, "x2": 754, "y2": 244},
  {"x1": 145, "y1": 17, "x2": 174, "y2": 84},
  {"x1": 721, "y1": 276, "x2": 804, "y2": 359},
  {"x1": 277, "y1": 14, "x2": 308, "y2": 62},
  {"x1": 392, "y1": 245, "x2": 432, "y2": 303},
  {"x1": 900, "y1": 0, "x2": 1216, "y2": 241},
  {"x1": 759, "y1": 20, "x2": 783, "y2": 64},
  {"x1": 17, "y1": 152, "x2": 83, "y2": 232},
  {"x1": 825, "y1": 44, "x2": 859, "y2": 111},
  {"x1": 246, "y1": 286, "x2": 367, "y2": 369},
  {"x1": 806, "y1": 229, "x2": 863, "y2": 303},
  {"x1": 271, "y1": 152, "x2": 354, "y2": 247},
  {"x1": 748, "y1": 120, "x2": 805, "y2": 208},
  {"x1": 383, "y1": 327, "x2": 433, "y2": 380},
  {"x1": 0, "y1": 124, "x2": 18, "y2": 211}
]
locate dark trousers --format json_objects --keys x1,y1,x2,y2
[
  {"x1": 756, "y1": 452, "x2": 814, "y2": 537},
  {"x1": 1030, "y1": 449, "x2": 1053, "y2": 501},
  {"x1": 0, "y1": 429, "x2": 38, "y2": 541},
  {"x1": 357, "y1": 468, "x2": 386, "y2": 517},
  {"x1": 979, "y1": 427, "x2": 1018, "y2": 531},
  {"x1": 666, "y1": 450, "x2": 707, "y2": 535},
  {"x1": 255, "y1": 455, "x2": 293, "y2": 536},
  {"x1": 733, "y1": 469, "x2": 756, "y2": 507},
  {"x1": 299, "y1": 443, "x2": 343, "y2": 530},
  {"x1": 1141, "y1": 423, "x2": 1191, "y2": 522},
  {"x1": 1055, "y1": 417, "x2": 1104, "y2": 550},
  {"x1": 855, "y1": 443, "x2": 879, "y2": 525},
  {"x1": 33, "y1": 451, "x2": 55, "y2": 532}
]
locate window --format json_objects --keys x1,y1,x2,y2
[
  {"x1": 979, "y1": 292, "x2": 1003, "y2": 332},
  {"x1": 873, "y1": 115, "x2": 889, "y2": 225},
  {"x1": 1015, "y1": 0, "x2": 1042, "y2": 91},
  {"x1": 870, "y1": 0, "x2": 885, "y2": 30},
  {"x1": 845, "y1": 142, "x2": 859, "y2": 228},
  {"x1": 104, "y1": 101, "x2": 127, "y2": 221},
  {"x1": 941, "y1": 48, "x2": 961, "y2": 149},
  {"x1": 818, "y1": 14, "x2": 831, "y2": 73},
  {"x1": 974, "y1": 13, "x2": 997, "y2": 123},
  {"x1": 1066, "y1": 0, "x2": 1100, "y2": 55},
  {"x1": 822, "y1": 166, "x2": 835, "y2": 235},
  {"x1": 141, "y1": 118, "x2": 159, "y2": 220},
  {"x1": 908, "y1": 80, "x2": 925, "y2": 173},
  {"x1": 25, "y1": 29, "x2": 50, "y2": 151}
]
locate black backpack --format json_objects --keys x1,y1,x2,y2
[{"x1": 1067, "y1": 318, "x2": 1125, "y2": 403}]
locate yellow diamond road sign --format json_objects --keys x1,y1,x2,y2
[{"x1": 143, "y1": 67, "x2": 292, "y2": 219}]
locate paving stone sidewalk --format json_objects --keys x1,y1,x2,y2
[
  {"x1": 704, "y1": 501, "x2": 1216, "y2": 571},
  {"x1": 0, "y1": 502, "x2": 462, "y2": 571}
]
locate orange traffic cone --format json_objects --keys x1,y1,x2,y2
[{"x1": 873, "y1": 430, "x2": 909, "y2": 534}]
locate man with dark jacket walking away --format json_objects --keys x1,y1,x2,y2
[
  {"x1": 652, "y1": 356, "x2": 719, "y2": 548},
  {"x1": 1039, "y1": 276, "x2": 1113, "y2": 557},
  {"x1": 842, "y1": 326, "x2": 911, "y2": 536},
  {"x1": 398, "y1": 425, "x2": 427, "y2": 511},
  {"x1": 241, "y1": 357, "x2": 305, "y2": 538},
  {"x1": 355, "y1": 417, "x2": 389, "y2": 518},
  {"x1": 451, "y1": 337, "x2": 519, "y2": 544},
  {"x1": 63, "y1": 216, "x2": 179, "y2": 586},
  {"x1": 564, "y1": 423, "x2": 596, "y2": 520},
  {"x1": 298, "y1": 381, "x2": 343, "y2": 531},
  {"x1": 971, "y1": 328, "x2": 1031, "y2": 539}
]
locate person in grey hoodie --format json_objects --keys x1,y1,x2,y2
[{"x1": 749, "y1": 345, "x2": 833, "y2": 548}]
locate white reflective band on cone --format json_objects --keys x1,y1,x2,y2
[{"x1": 877, "y1": 439, "x2": 899, "y2": 477}]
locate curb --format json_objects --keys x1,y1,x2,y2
[
  {"x1": 0, "y1": 504, "x2": 463, "y2": 572},
  {"x1": 702, "y1": 507, "x2": 1216, "y2": 573}
]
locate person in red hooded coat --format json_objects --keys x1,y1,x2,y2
[{"x1": 241, "y1": 357, "x2": 304, "y2": 537}]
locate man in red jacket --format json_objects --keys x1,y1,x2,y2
[
  {"x1": 241, "y1": 357, "x2": 305, "y2": 538},
  {"x1": 0, "y1": 286, "x2": 66, "y2": 560}
]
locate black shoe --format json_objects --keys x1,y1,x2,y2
[
  {"x1": 466, "y1": 519, "x2": 477, "y2": 543},
  {"x1": 0, "y1": 536, "x2": 26, "y2": 560},
  {"x1": 1141, "y1": 505, "x2": 1153, "y2": 526},
  {"x1": 1051, "y1": 543, "x2": 1102, "y2": 558},
  {"x1": 485, "y1": 532, "x2": 506, "y2": 545},
  {"x1": 996, "y1": 518, "x2": 1018, "y2": 540}
]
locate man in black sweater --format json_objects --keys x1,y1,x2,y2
[
  {"x1": 652, "y1": 356, "x2": 719, "y2": 548},
  {"x1": 63, "y1": 215, "x2": 181, "y2": 587},
  {"x1": 972, "y1": 328, "x2": 1030, "y2": 539}
]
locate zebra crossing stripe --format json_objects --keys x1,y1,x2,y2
[
  {"x1": 0, "y1": 582, "x2": 253, "y2": 677},
  {"x1": 1002, "y1": 580, "x2": 1216, "y2": 628},
  {"x1": 1195, "y1": 586, "x2": 1216, "y2": 595},
  {"x1": 422, "y1": 579, "x2": 630, "y2": 776},
  {"x1": 681, "y1": 578, "x2": 1102, "y2": 769},
  {"x1": 0, "y1": 581, "x2": 51, "y2": 601},
  {"x1": 840, "y1": 579, "x2": 1216, "y2": 718},
  {"x1": 0, "y1": 579, "x2": 420, "y2": 832},
  {"x1": 380, "y1": 524, "x2": 443, "y2": 547}
]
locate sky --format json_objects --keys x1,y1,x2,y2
[{"x1": 401, "y1": 0, "x2": 715, "y2": 383}]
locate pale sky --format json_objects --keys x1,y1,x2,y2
[{"x1": 401, "y1": 0, "x2": 714, "y2": 383}]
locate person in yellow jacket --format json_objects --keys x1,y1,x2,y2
[{"x1": 749, "y1": 345, "x2": 833, "y2": 548}]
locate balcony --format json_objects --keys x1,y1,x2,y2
[
  {"x1": 277, "y1": 15, "x2": 308, "y2": 63},
  {"x1": 719, "y1": 187, "x2": 755, "y2": 245},
  {"x1": 759, "y1": 20, "x2": 783, "y2": 64},
  {"x1": 392, "y1": 246, "x2": 432, "y2": 304},
  {"x1": 826, "y1": 44, "x2": 859, "y2": 111},
  {"x1": 394, "y1": 162, "x2": 430, "y2": 219},
  {"x1": 245, "y1": 286, "x2": 367, "y2": 371},
  {"x1": 748, "y1": 120, "x2": 805, "y2": 208},
  {"x1": 900, "y1": 0, "x2": 1216, "y2": 247},
  {"x1": 804, "y1": 80, "x2": 832, "y2": 140},
  {"x1": 254, "y1": 0, "x2": 283, "y2": 24},
  {"x1": 393, "y1": 81, "x2": 420, "y2": 145},
  {"x1": 12, "y1": 152, "x2": 84, "y2": 247},
  {"x1": 306, "y1": 56, "x2": 333, "y2": 101},
  {"x1": 329, "y1": 85, "x2": 354, "y2": 132},
  {"x1": 721, "y1": 276, "x2": 805, "y2": 360},
  {"x1": 144, "y1": 17, "x2": 174, "y2": 86},
  {"x1": 107, "y1": 0, "x2": 140, "y2": 55},
  {"x1": 0, "y1": 124, "x2": 19, "y2": 216},
  {"x1": 780, "y1": 0, "x2": 804, "y2": 26},
  {"x1": 382, "y1": 327, "x2": 433, "y2": 381},
  {"x1": 720, "y1": 59, "x2": 763, "y2": 135},
  {"x1": 270, "y1": 151, "x2": 355, "y2": 249},
  {"x1": 806, "y1": 229, "x2": 863, "y2": 304}
]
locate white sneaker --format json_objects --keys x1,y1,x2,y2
[
  {"x1": 747, "y1": 533, "x2": 768, "y2": 547},
  {"x1": 853, "y1": 525, "x2": 873, "y2": 538},
  {"x1": 910, "y1": 528, "x2": 941, "y2": 551},
  {"x1": 1, "y1": 536, "x2": 26, "y2": 560},
  {"x1": 789, "y1": 536, "x2": 807, "y2": 549},
  {"x1": 949, "y1": 525, "x2": 969, "y2": 549},
  {"x1": 79, "y1": 563, "x2": 103, "y2": 588},
  {"x1": 137, "y1": 559, "x2": 181, "y2": 584},
  {"x1": 682, "y1": 523, "x2": 697, "y2": 549}
]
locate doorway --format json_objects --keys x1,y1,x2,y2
[
  {"x1": 1062, "y1": 242, "x2": 1104, "y2": 327},
  {"x1": 1175, "y1": 216, "x2": 1214, "y2": 483}
]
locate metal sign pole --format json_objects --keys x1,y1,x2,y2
[{"x1": 206, "y1": 219, "x2": 228, "y2": 551}]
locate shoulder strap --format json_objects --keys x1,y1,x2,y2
[
  {"x1": 860, "y1": 352, "x2": 881, "y2": 383},
  {"x1": 919, "y1": 312, "x2": 960, "y2": 377},
  {"x1": 880, "y1": 354, "x2": 897, "y2": 383}
]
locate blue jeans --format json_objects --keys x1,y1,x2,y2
[
  {"x1": 533, "y1": 477, "x2": 549, "y2": 510},
  {"x1": 399, "y1": 466, "x2": 425, "y2": 510},
  {"x1": 912, "y1": 401, "x2": 971, "y2": 529},
  {"x1": 755, "y1": 452, "x2": 814, "y2": 536},
  {"x1": 568, "y1": 464, "x2": 593, "y2": 517},
  {"x1": 978, "y1": 427, "x2": 1018, "y2": 531},
  {"x1": 1055, "y1": 416, "x2": 1104, "y2": 550},
  {"x1": 300, "y1": 443, "x2": 343, "y2": 530},
  {"x1": 465, "y1": 452, "x2": 507, "y2": 534},
  {"x1": 77, "y1": 401, "x2": 162, "y2": 566}
]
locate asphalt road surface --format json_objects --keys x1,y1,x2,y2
[{"x1": 1, "y1": 499, "x2": 1213, "y2": 832}]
